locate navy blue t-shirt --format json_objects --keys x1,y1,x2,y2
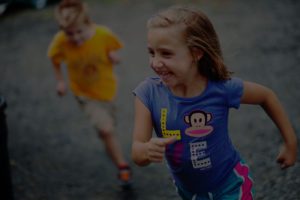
[{"x1": 133, "y1": 77, "x2": 244, "y2": 193}]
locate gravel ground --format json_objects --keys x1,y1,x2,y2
[{"x1": 0, "y1": 0, "x2": 299, "y2": 199}]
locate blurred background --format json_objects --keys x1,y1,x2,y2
[{"x1": 0, "y1": 0, "x2": 299, "y2": 199}]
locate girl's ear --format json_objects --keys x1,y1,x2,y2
[{"x1": 192, "y1": 47, "x2": 204, "y2": 61}]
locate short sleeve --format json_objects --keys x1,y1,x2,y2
[
  {"x1": 132, "y1": 78, "x2": 153, "y2": 112},
  {"x1": 104, "y1": 28, "x2": 123, "y2": 51},
  {"x1": 47, "y1": 32, "x2": 65, "y2": 64},
  {"x1": 225, "y1": 77, "x2": 244, "y2": 109}
]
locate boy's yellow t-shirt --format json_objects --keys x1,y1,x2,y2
[{"x1": 47, "y1": 25, "x2": 123, "y2": 101}]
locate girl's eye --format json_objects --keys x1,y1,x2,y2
[
  {"x1": 161, "y1": 51, "x2": 172, "y2": 57},
  {"x1": 148, "y1": 49, "x2": 154, "y2": 57}
]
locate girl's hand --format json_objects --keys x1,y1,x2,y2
[
  {"x1": 276, "y1": 143, "x2": 298, "y2": 169},
  {"x1": 146, "y1": 137, "x2": 177, "y2": 163},
  {"x1": 56, "y1": 80, "x2": 67, "y2": 97}
]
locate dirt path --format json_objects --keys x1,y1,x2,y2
[{"x1": 0, "y1": 0, "x2": 299, "y2": 199}]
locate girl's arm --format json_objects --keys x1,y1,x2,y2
[
  {"x1": 131, "y1": 97, "x2": 176, "y2": 166},
  {"x1": 241, "y1": 81, "x2": 298, "y2": 169}
]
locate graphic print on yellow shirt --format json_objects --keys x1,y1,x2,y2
[{"x1": 47, "y1": 25, "x2": 123, "y2": 101}]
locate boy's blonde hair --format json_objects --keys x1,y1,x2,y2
[
  {"x1": 55, "y1": 0, "x2": 91, "y2": 29},
  {"x1": 147, "y1": 5, "x2": 232, "y2": 81}
]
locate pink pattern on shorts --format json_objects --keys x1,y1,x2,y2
[{"x1": 234, "y1": 162, "x2": 254, "y2": 200}]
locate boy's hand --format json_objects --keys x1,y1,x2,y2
[
  {"x1": 276, "y1": 143, "x2": 297, "y2": 169},
  {"x1": 108, "y1": 51, "x2": 121, "y2": 65},
  {"x1": 146, "y1": 137, "x2": 177, "y2": 163},
  {"x1": 56, "y1": 80, "x2": 67, "y2": 97}
]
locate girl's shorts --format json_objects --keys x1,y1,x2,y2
[
  {"x1": 75, "y1": 96, "x2": 116, "y2": 133},
  {"x1": 176, "y1": 160, "x2": 255, "y2": 200}
]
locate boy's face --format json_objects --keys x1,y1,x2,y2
[{"x1": 63, "y1": 22, "x2": 91, "y2": 46}]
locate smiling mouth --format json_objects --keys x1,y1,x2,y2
[{"x1": 156, "y1": 71, "x2": 172, "y2": 81}]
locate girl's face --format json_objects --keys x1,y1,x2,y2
[
  {"x1": 63, "y1": 22, "x2": 93, "y2": 46},
  {"x1": 147, "y1": 25, "x2": 199, "y2": 88}
]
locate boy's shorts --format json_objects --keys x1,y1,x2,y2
[
  {"x1": 75, "y1": 96, "x2": 116, "y2": 133},
  {"x1": 175, "y1": 160, "x2": 255, "y2": 200}
]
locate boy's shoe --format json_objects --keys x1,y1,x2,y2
[{"x1": 118, "y1": 165, "x2": 132, "y2": 189}]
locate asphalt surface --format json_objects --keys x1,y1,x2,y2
[{"x1": 0, "y1": 0, "x2": 299, "y2": 199}]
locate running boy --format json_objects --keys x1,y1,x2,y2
[{"x1": 47, "y1": 0, "x2": 131, "y2": 187}]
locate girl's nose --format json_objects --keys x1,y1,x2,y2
[{"x1": 151, "y1": 57, "x2": 163, "y2": 69}]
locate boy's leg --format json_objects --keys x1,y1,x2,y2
[
  {"x1": 76, "y1": 96, "x2": 132, "y2": 186},
  {"x1": 98, "y1": 128, "x2": 132, "y2": 188},
  {"x1": 97, "y1": 128, "x2": 128, "y2": 167},
  {"x1": 96, "y1": 115, "x2": 132, "y2": 188}
]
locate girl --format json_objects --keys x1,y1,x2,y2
[{"x1": 131, "y1": 5, "x2": 297, "y2": 199}]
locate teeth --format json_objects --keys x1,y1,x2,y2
[{"x1": 159, "y1": 71, "x2": 168, "y2": 75}]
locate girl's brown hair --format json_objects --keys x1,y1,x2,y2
[
  {"x1": 55, "y1": 0, "x2": 91, "y2": 29},
  {"x1": 147, "y1": 5, "x2": 232, "y2": 81}
]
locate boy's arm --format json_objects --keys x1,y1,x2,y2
[
  {"x1": 51, "y1": 59, "x2": 67, "y2": 96},
  {"x1": 131, "y1": 97, "x2": 176, "y2": 166},
  {"x1": 108, "y1": 51, "x2": 121, "y2": 65},
  {"x1": 241, "y1": 81, "x2": 298, "y2": 168}
]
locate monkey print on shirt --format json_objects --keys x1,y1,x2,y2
[
  {"x1": 161, "y1": 108, "x2": 214, "y2": 170},
  {"x1": 185, "y1": 110, "x2": 214, "y2": 170},
  {"x1": 184, "y1": 110, "x2": 213, "y2": 138}
]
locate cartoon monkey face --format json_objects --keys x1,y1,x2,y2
[
  {"x1": 186, "y1": 111, "x2": 211, "y2": 128},
  {"x1": 184, "y1": 111, "x2": 213, "y2": 138}
]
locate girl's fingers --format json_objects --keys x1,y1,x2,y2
[
  {"x1": 147, "y1": 137, "x2": 178, "y2": 162},
  {"x1": 161, "y1": 136, "x2": 177, "y2": 145},
  {"x1": 148, "y1": 143, "x2": 165, "y2": 153},
  {"x1": 148, "y1": 152, "x2": 164, "y2": 162}
]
